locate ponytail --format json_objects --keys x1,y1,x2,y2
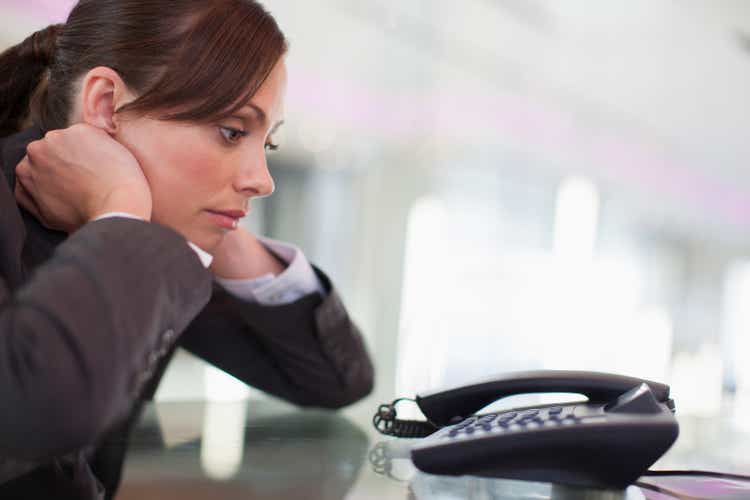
[{"x1": 0, "y1": 24, "x2": 63, "y2": 138}]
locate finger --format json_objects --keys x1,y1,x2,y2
[
  {"x1": 15, "y1": 179, "x2": 60, "y2": 231},
  {"x1": 15, "y1": 155, "x2": 31, "y2": 179},
  {"x1": 14, "y1": 156, "x2": 39, "y2": 204},
  {"x1": 24, "y1": 139, "x2": 44, "y2": 163},
  {"x1": 14, "y1": 177, "x2": 43, "y2": 220}
]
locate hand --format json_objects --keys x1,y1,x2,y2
[
  {"x1": 209, "y1": 228, "x2": 286, "y2": 279},
  {"x1": 14, "y1": 124, "x2": 152, "y2": 233}
]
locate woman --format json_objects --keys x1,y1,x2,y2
[{"x1": 0, "y1": 0, "x2": 373, "y2": 498}]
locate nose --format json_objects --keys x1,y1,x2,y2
[{"x1": 233, "y1": 152, "x2": 275, "y2": 199}]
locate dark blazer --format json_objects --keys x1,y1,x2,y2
[{"x1": 0, "y1": 126, "x2": 374, "y2": 499}]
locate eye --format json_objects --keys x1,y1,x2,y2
[
  {"x1": 218, "y1": 126, "x2": 248, "y2": 144},
  {"x1": 265, "y1": 142, "x2": 280, "y2": 152}
]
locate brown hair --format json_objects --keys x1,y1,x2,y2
[{"x1": 0, "y1": 0, "x2": 288, "y2": 138}]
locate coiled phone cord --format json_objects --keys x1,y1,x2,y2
[{"x1": 373, "y1": 398, "x2": 439, "y2": 438}]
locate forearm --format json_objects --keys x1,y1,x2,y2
[
  {"x1": 0, "y1": 218, "x2": 212, "y2": 460},
  {"x1": 182, "y1": 268, "x2": 374, "y2": 409}
]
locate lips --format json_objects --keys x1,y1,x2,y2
[
  {"x1": 208, "y1": 209, "x2": 247, "y2": 218},
  {"x1": 205, "y1": 209, "x2": 247, "y2": 230}
]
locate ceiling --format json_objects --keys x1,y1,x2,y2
[
  {"x1": 3, "y1": 0, "x2": 750, "y2": 242},
  {"x1": 281, "y1": 0, "x2": 750, "y2": 240}
]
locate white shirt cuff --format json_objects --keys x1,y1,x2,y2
[
  {"x1": 186, "y1": 242, "x2": 213, "y2": 268},
  {"x1": 92, "y1": 212, "x2": 213, "y2": 268},
  {"x1": 215, "y1": 236, "x2": 325, "y2": 305},
  {"x1": 92, "y1": 211, "x2": 143, "y2": 222}
]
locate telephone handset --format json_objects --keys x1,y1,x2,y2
[{"x1": 374, "y1": 370, "x2": 679, "y2": 489}]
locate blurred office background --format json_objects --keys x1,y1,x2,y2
[{"x1": 3, "y1": 0, "x2": 750, "y2": 476}]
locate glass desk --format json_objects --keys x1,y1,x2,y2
[{"x1": 114, "y1": 399, "x2": 750, "y2": 500}]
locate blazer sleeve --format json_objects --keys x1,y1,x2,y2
[
  {"x1": 0, "y1": 218, "x2": 212, "y2": 461},
  {"x1": 179, "y1": 267, "x2": 375, "y2": 409}
]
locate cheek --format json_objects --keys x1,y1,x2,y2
[{"x1": 117, "y1": 123, "x2": 224, "y2": 209}]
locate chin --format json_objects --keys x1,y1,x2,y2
[
  {"x1": 195, "y1": 232, "x2": 227, "y2": 253},
  {"x1": 155, "y1": 212, "x2": 232, "y2": 254}
]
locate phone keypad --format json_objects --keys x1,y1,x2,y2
[{"x1": 445, "y1": 407, "x2": 580, "y2": 439}]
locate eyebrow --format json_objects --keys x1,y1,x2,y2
[
  {"x1": 242, "y1": 103, "x2": 267, "y2": 123},
  {"x1": 269, "y1": 120, "x2": 284, "y2": 136},
  {"x1": 238, "y1": 104, "x2": 284, "y2": 133}
]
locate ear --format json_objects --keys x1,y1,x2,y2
[{"x1": 79, "y1": 66, "x2": 136, "y2": 133}]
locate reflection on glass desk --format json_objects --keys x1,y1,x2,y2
[
  {"x1": 115, "y1": 400, "x2": 750, "y2": 500},
  {"x1": 117, "y1": 400, "x2": 368, "y2": 500}
]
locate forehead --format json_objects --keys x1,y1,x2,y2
[{"x1": 243, "y1": 60, "x2": 287, "y2": 124}]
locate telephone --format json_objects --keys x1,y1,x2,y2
[{"x1": 373, "y1": 370, "x2": 679, "y2": 490}]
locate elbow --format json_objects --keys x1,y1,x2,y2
[
  {"x1": 47, "y1": 409, "x2": 100, "y2": 457},
  {"x1": 7, "y1": 398, "x2": 101, "y2": 462},
  {"x1": 314, "y1": 362, "x2": 376, "y2": 410},
  {"x1": 28, "y1": 392, "x2": 125, "y2": 461},
  {"x1": 0, "y1": 315, "x2": 122, "y2": 461},
  {"x1": 43, "y1": 374, "x2": 126, "y2": 458},
  {"x1": 8, "y1": 371, "x2": 122, "y2": 461},
  {"x1": 335, "y1": 374, "x2": 375, "y2": 409}
]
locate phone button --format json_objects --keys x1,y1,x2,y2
[
  {"x1": 496, "y1": 413, "x2": 517, "y2": 427},
  {"x1": 452, "y1": 417, "x2": 476, "y2": 431},
  {"x1": 548, "y1": 406, "x2": 563, "y2": 415},
  {"x1": 478, "y1": 414, "x2": 497, "y2": 424}
]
